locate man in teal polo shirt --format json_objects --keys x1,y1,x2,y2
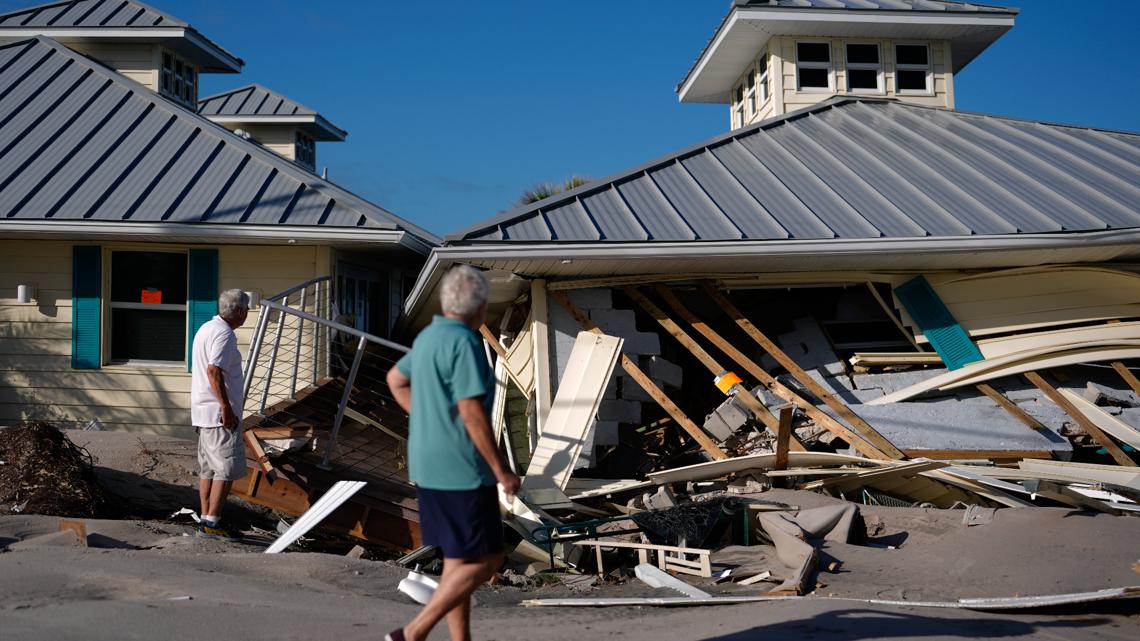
[{"x1": 385, "y1": 264, "x2": 519, "y2": 641}]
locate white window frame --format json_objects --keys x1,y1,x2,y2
[
  {"x1": 744, "y1": 65, "x2": 757, "y2": 119},
  {"x1": 160, "y1": 48, "x2": 198, "y2": 108},
  {"x1": 105, "y1": 247, "x2": 189, "y2": 366},
  {"x1": 795, "y1": 40, "x2": 833, "y2": 93},
  {"x1": 844, "y1": 42, "x2": 883, "y2": 94},
  {"x1": 757, "y1": 52, "x2": 770, "y2": 105},
  {"x1": 295, "y1": 131, "x2": 316, "y2": 168},
  {"x1": 894, "y1": 43, "x2": 933, "y2": 95}
]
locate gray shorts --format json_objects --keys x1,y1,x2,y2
[{"x1": 196, "y1": 426, "x2": 246, "y2": 481}]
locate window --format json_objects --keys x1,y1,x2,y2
[
  {"x1": 757, "y1": 53, "x2": 770, "y2": 104},
  {"x1": 109, "y1": 251, "x2": 187, "y2": 363},
  {"x1": 845, "y1": 43, "x2": 882, "y2": 93},
  {"x1": 796, "y1": 41, "x2": 832, "y2": 91},
  {"x1": 295, "y1": 131, "x2": 316, "y2": 168},
  {"x1": 744, "y1": 67, "x2": 756, "y2": 117},
  {"x1": 160, "y1": 49, "x2": 197, "y2": 108},
  {"x1": 894, "y1": 44, "x2": 931, "y2": 94}
]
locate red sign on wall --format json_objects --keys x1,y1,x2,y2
[{"x1": 141, "y1": 289, "x2": 162, "y2": 304}]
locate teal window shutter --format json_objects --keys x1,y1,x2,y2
[
  {"x1": 72, "y1": 246, "x2": 102, "y2": 369},
  {"x1": 187, "y1": 248, "x2": 219, "y2": 372},
  {"x1": 894, "y1": 276, "x2": 984, "y2": 370}
]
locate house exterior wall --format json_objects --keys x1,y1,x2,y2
[
  {"x1": 0, "y1": 239, "x2": 332, "y2": 438},
  {"x1": 240, "y1": 125, "x2": 299, "y2": 162},
  {"x1": 730, "y1": 37, "x2": 954, "y2": 129},
  {"x1": 66, "y1": 42, "x2": 159, "y2": 91}
]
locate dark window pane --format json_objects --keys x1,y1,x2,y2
[
  {"x1": 799, "y1": 67, "x2": 829, "y2": 89},
  {"x1": 111, "y1": 252, "x2": 187, "y2": 303},
  {"x1": 798, "y1": 42, "x2": 831, "y2": 63},
  {"x1": 758, "y1": 54, "x2": 767, "y2": 75},
  {"x1": 162, "y1": 52, "x2": 172, "y2": 68},
  {"x1": 896, "y1": 45, "x2": 928, "y2": 66},
  {"x1": 848, "y1": 69, "x2": 879, "y2": 90},
  {"x1": 746, "y1": 72, "x2": 755, "y2": 89},
  {"x1": 111, "y1": 308, "x2": 185, "y2": 361},
  {"x1": 846, "y1": 44, "x2": 879, "y2": 65},
  {"x1": 735, "y1": 85, "x2": 744, "y2": 102},
  {"x1": 897, "y1": 70, "x2": 928, "y2": 91}
]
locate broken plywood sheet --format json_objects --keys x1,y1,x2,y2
[
  {"x1": 505, "y1": 312, "x2": 535, "y2": 395},
  {"x1": 647, "y1": 452, "x2": 884, "y2": 485},
  {"x1": 819, "y1": 400, "x2": 1071, "y2": 457},
  {"x1": 977, "y1": 321, "x2": 1140, "y2": 360},
  {"x1": 522, "y1": 331, "x2": 623, "y2": 495},
  {"x1": 1058, "y1": 388, "x2": 1140, "y2": 451},
  {"x1": 895, "y1": 267, "x2": 1140, "y2": 342},
  {"x1": 1018, "y1": 460, "x2": 1140, "y2": 493},
  {"x1": 868, "y1": 341, "x2": 1140, "y2": 405}
]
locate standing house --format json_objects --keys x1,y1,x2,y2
[
  {"x1": 0, "y1": 1, "x2": 437, "y2": 438},
  {"x1": 402, "y1": 1, "x2": 1140, "y2": 471}
]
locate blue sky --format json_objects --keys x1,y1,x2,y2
[{"x1": 6, "y1": 1, "x2": 1139, "y2": 236}]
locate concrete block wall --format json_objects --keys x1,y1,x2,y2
[{"x1": 547, "y1": 287, "x2": 680, "y2": 469}]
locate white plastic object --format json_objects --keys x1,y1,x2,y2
[{"x1": 397, "y1": 569, "x2": 439, "y2": 605}]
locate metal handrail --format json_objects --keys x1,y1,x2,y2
[{"x1": 244, "y1": 294, "x2": 410, "y2": 469}]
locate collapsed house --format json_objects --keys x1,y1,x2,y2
[{"x1": 225, "y1": 1, "x2": 1140, "y2": 588}]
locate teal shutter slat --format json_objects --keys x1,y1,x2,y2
[
  {"x1": 894, "y1": 276, "x2": 984, "y2": 370},
  {"x1": 187, "y1": 248, "x2": 219, "y2": 372},
  {"x1": 71, "y1": 246, "x2": 102, "y2": 369}
]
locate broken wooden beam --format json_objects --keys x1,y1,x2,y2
[
  {"x1": 700, "y1": 281, "x2": 905, "y2": 460},
  {"x1": 623, "y1": 286, "x2": 805, "y2": 452},
  {"x1": 975, "y1": 383, "x2": 1047, "y2": 431},
  {"x1": 549, "y1": 290, "x2": 728, "y2": 460},
  {"x1": 654, "y1": 285, "x2": 889, "y2": 460},
  {"x1": 1024, "y1": 371, "x2": 1136, "y2": 467}
]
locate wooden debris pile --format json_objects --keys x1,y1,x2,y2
[{"x1": 0, "y1": 422, "x2": 109, "y2": 517}]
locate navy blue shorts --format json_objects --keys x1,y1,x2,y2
[{"x1": 416, "y1": 485, "x2": 503, "y2": 560}]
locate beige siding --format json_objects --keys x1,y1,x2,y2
[
  {"x1": 0, "y1": 240, "x2": 328, "y2": 438},
  {"x1": 66, "y1": 42, "x2": 158, "y2": 91},
  {"x1": 240, "y1": 125, "x2": 299, "y2": 161},
  {"x1": 742, "y1": 37, "x2": 954, "y2": 127}
]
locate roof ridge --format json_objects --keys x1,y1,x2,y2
[
  {"x1": 0, "y1": 0, "x2": 188, "y2": 28},
  {"x1": 199, "y1": 83, "x2": 322, "y2": 117}
]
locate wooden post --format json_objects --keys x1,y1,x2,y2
[
  {"x1": 975, "y1": 383, "x2": 1046, "y2": 431},
  {"x1": 654, "y1": 285, "x2": 889, "y2": 460},
  {"x1": 775, "y1": 406, "x2": 793, "y2": 472},
  {"x1": 1024, "y1": 371, "x2": 1135, "y2": 467},
  {"x1": 699, "y1": 281, "x2": 906, "y2": 460},
  {"x1": 622, "y1": 286, "x2": 805, "y2": 451},
  {"x1": 548, "y1": 290, "x2": 728, "y2": 460},
  {"x1": 1111, "y1": 362, "x2": 1140, "y2": 397},
  {"x1": 531, "y1": 280, "x2": 553, "y2": 432}
]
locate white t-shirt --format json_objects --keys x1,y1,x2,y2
[{"x1": 191, "y1": 316, "x2": 245, "y2": 428}]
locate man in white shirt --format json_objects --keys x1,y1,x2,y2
[{"x1": 190, "y1": 289, "x2": 250, "y2": 537}]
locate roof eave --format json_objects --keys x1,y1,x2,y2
[
  {"x1": 0, "y1": 26, "x2": 243, "y2": 71},
  {"x1": 0, "y1": 219, "x2": 408, "y2": 244},
  {"x1": 677, "y1": 6, "x2": 1017, "y2": 104}
]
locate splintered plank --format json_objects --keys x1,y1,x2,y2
[
  {"x1": 1024, "y1": 371, "x2": 1136, "y2": 467},
  {"x1": 975, "y1": 383, "x2": 1047, "y2": 431},
  {"x1": 623, "y1": 286, "x2": 804, "y2": 451},
  {"x1": 699, "y1": 281, "x2": 905, "y2": 460},
  {"x1": 549, "y1": 290, "x2": 728, "y2": 460},
  {"x1": 656, "y1": 285, "x2": 888, "y2": 460}
]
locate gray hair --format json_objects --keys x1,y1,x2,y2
[
  {"x1": 218, "y1": 289, "x2": 250, "y2": 318},
  {"x1": 439, "y1": 265, "x2": 489, "y2": 319}
]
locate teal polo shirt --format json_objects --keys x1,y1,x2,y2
[{"x1": 396, "y1": 315, "x2": 496, "y2": 490}]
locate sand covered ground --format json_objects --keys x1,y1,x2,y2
[{"x1": 0, "y1": 430, "x2": 1138, "y2": 640}]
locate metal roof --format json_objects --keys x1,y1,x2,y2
[
  {"x1": 0, "y1": 37, "x2": 438, "y2": 251},
  {"x1": 0, "y1": 0, "x2": 243, "y2": 72},
  {"x1": 448, "y1": 97, "x2": 1140, "y2": 245},
  {"x1": 736, "y1": 1, "x2": 1015, "y2": 13},
  {"x1": 198, "y1": 84, "x2": 347, "y2": 141},
  {"x1": 0, "y1": 0, "x2": 184, "y2": 27}
]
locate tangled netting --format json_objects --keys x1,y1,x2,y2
[
  {"x1": 0, "y1": 422, "x2": 109, "y2": 517},
  {"x1": 631, "y1": 497, "x2": 741, "y2": 548}
]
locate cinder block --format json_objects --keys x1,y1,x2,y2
[
  {"x1": 566, "y1": 287, "x2": 613, "y2": 311},
  {"x1": 602, "y1": 375, "x2": 619, "y2": 399},
  {"x1": 621, "y1": 331, "x2": 661, "y2": 356},
  {"x1": 593, "y1": 421, "x2": 620, "y2": 446},
  {"x1": 620, "y1": 377, "x2": 665, "y2": 403},
  {"x1": 704, "y1": 394, "x2": 750, "y2": 441},
  {"x1": 589, "y1": 309, "x2": 638, "y2": 335},
  {"x1": 643, "y1": 355, "x2": 683, "y2": 390},
  {"x1": 597, "y1": 399, "x2": 641, "y2": 424},
  {"x1": 1084, "y1": 382, "x2": 1140, "y2": 408}
]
